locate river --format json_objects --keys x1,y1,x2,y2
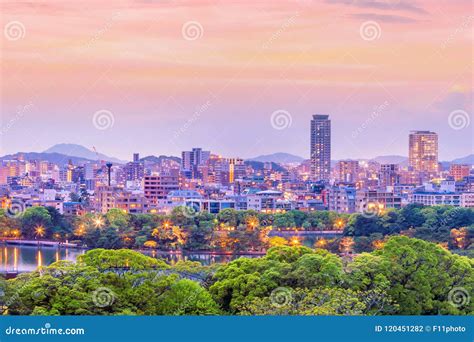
[{"x1": 0, "y1": 231, "x2": 342, "y2": 273}]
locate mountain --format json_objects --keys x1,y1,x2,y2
[
  {"x1": 140, "y1": 155, "x2": 181, "y2": 164},
  {"x1": 450, "y1": 154, "x2": 474, "y2": 165},
  {"x1": 245, "y1": 160, "x2": 287, "y2": 173},
  {"x1": 369, "y1": 155, "x2": 408, "y2": 165},
  {"x1": 247, "y1": 153, "x2": 304, "y2": 164},
  {"x1": 0, "y1": 152, "x2": 94, "y2": 166},
  {"x1": 43, "y1": 144, "x2": 126, "y2": 164}
]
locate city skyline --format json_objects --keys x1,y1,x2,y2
[{"x1": 1, "y1": 0, "x2": 472, "y2": 161}]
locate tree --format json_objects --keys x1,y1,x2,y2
[
  {"x1": 20, "y1": 207, "x2": 52, "y2": 239},
  {"x1": 78, "y1": 249, "x2": 168, "y2": 270},
  {"x1": 351, "y1": 236, "x2": 474, "y2": 315},
  {"x1": 157, "y1": 279, "x2": 220, "y2": 315}
]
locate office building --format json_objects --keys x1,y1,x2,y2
[{"x1": 310, "y1": 115, "x2": 331, "y2": 182}]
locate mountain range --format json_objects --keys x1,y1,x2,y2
[{"x1": 1, "y1": 144, "x2": 472, "y2": 168}]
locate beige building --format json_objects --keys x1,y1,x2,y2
[{"x1": 408, "y1": 131, "x2": 438, "y2": 175}]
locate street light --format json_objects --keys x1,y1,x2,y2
[
  {"x1": 35, "y1": 226, "x2": 45, "y2": 238},
  {"x1": 93, "y1": 217, "x2": 104, "y2": 228}
]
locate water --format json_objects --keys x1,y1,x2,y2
[
  {"x1": 0, "y1": 232, "x2": 342, "y2": 273},
  {"x1": 0, "y1": 245, "x2": 86, "y2": 273},
  {"x1": 0, "y1": 245, "x2": 258, "y2": 273}
]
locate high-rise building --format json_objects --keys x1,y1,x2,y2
[
  {"x1": 310, "y1": 114, "x2": 331, "y2": 182},
  {"x1": 335, "y1": 160, "x2": 359, "y2": 184},
  {"x1": 408, "y1": 131, "x2": 438, "y2": 175}
]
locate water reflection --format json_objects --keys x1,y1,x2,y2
[{"x1": 0, "y1": 245, "x2": 85, "y2": 273}]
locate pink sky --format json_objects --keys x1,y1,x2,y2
[{"x1": 1, "y1": 0, "x2": 472, "y2": 160}]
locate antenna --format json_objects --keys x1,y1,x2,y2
[{"x1": 106, "y1": 163, "x2": 113, "y2": 186}]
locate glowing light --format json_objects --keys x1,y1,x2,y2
[
  {"x1": 35, "y1": 226, "x2": 45, "y2": 238},
  {"x1": 93, "y1": 216, "x2": 104, "y2": 228}
]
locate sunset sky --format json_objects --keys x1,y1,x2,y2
[{"x1": 1, "y1": 0, "x2": 472, "y2": 161}]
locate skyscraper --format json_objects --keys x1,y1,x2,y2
[
  {"x1": 310, "y1": 115, "x2": 331, "y2": 182},
  {"x1": 408, "y1": 131, "x2": 438, "y2": 175}
]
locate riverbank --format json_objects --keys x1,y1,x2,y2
[{"x1": 0, "y1": 239, "x2": 81, "y2": 248}]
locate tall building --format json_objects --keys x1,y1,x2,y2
[
  {"x1": 310, "y1": 114, "x2": 331, "y2": 182},
  {"x1": 335, "y1": 160, "x2": 359, "y2": 184},
  {"x1": 408, "y1": 131, "x2": 438, "y2": 175}
]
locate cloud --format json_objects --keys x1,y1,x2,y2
[
  {"x1": 326, "y1": 0, "x2": 427, "y2": 15},
  {"x1": 351, "y1": 12, "x2": 419, "y2": 23}
]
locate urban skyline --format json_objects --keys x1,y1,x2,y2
[{"x1": 1, "y1": 1, "x2": 472, "y2": 160}]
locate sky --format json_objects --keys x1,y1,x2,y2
[{"x1": 1, "y1": 0, "x2": 472, "y2": 161}]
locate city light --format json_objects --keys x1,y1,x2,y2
[
  {"x1": 94, "y1": 217, "x2": 105, "y2": 228},
  {"x1": 35, "y1": 225, "x2": 45, "y2": 238}
]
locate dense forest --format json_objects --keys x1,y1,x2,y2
[{"x1": 1, "y1": 236, "x2": 472, "y2": 316}]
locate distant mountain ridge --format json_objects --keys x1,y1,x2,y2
[
  {"x1": 247, "y1": 153, "x2": 304, "y2": 164},
  {"x1": 0, "y1": 152, "x2": 94, "y2": 166},
  {"x1": 44, "y1": 144, "x2": 126, "y2": 164},
  {"x1": 450, "y1": 154, "x2": 474, "y2": 165}
]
